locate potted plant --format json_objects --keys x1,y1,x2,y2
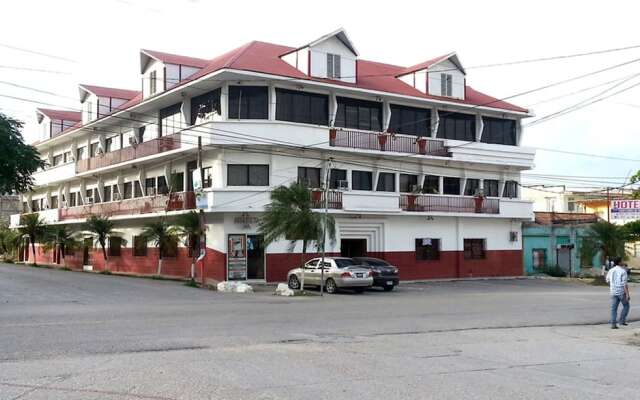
[
  {"x1": 329, "y1": 128, "x2": 337, "y2": 146},
  {"x1": 311, "y1": 189, "x2": 323, "y2": 202},
  {"x1": 377, "y1": 133, "x2": 388, "y2": 151},
  {"x1": 473, "y1": 190, "x2": 485, "y2": 213},
  {"x1": 406, "y1": 185, "x2": 422, "y2": 211},
  {"x1": 417, "y1": 137, "x2": 428, "y2": 155}
]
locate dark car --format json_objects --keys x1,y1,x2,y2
[{"x1": 351, "y1": 257, "x2": 399, "y2": 291}]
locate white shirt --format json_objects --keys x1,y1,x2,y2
[{"x1": 606, "y1": 266, "x2": 628, "y2": 296}]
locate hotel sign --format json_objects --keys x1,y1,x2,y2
[{"x1": 611, "y1": 200, "x2": 640, "y2": 220}]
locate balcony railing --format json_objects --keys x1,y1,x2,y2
[
  {"x1": 58, "y1": 191, "x2": 196, "y2": 220},
  {"x1": 400, "y1": 194, "x2": 500, "y2": 214},
  {"x1": 310, "y1": 190, "x2": 343, "y2": 209},
  {"x1": 329, "y1": 129, "x2": 449, "y2": 156},
  {"x1": 76, "y1": 133, "x2": 181, "y2": 173}
]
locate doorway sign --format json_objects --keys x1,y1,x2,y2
[{"x1": 227, "y1": 234, "x2": 247, "y2": 280}]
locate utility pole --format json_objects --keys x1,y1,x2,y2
[
  {"x1": 319, "y1": 158, "x2": 332, "y2": 296},
  {"x1": 197, "y1": 136, "x2": 206, "y2": 284},
  {"x1": 606, "y1": 187, "x2": 611, "y2": 223}
]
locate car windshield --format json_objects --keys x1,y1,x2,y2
[
  {"x1": 365, "y1": 259, "x2": 390, "y2": 267},
  {"x1": 334, "y1": 259, "x2": 358, "y2": 268}
]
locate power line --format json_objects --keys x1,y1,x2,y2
[
  {"x1": 0, "y1": 65, "x2": 71, "y2": 75},
  {"x1": 0, "y1": 43, "x2": 77, "y2": 63}
]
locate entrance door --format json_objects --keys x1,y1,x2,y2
[
  {"x1": 557, "y1": 248, "x2": 571, "y2": 273},
  {"x1": 246, "y1": 234, "x2": 265, "y2": 280},
  {"x1": 83, "y1": 238, "x2": 92, "y2": 265},
  {"x1": 340, "y1": 239, "x2": 367, "y2": 257}
]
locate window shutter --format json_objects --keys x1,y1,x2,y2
[
  {"x1": 327, "y1": 54, "x2": 334, "y2": 78},
  {"x1": 447, "y1": 75, "x2": 453, "y2": 96},
  {"x1": 334, "y1": 55, "x2": 341, "y2": 79},
  {"x1": 440, "y1": 74, "x2": 446, "y2": 96}
]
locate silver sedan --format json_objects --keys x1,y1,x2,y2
[{"x1": 287, "y1": 257, "x2": 373, "y2": 294}]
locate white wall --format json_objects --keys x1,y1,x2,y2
[
  {"x1": 309, "y1": 36, "x2": 356, "y2": 84},
  {"x1": 82, "y1": 93, "x2": 98, "y2": 124},
  {"x1": 428, "y1": 60, "x2": 465, "y2": 99}
]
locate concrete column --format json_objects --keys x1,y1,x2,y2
[
  {"x1": 138, "y1": 167, "x2": 147, "y2": 196},
  {"x1": 79, "y1": 180, "x2": 87, "y2": 204},
  {"x1": 45, "y1": 189, "x2": 51, "y2": 209},
  {"x1": 498, "y1": 179, "x2": 506, "y2": 198},
  {"x1": 394, "y1": 172, "x2": 400, "y2": 193},
  {"x1": 382, "y1": 100, "x2": 391, "y2": 132},
  {"x1": 220, "y1": 83, "x2": 229, "y2": 121},
  {"x1": 182, "y1": 96, "x2": 192, "y2": 127},
  {"x1": 516, "y1": 119, "x2": 523, "y2": 146},
  {"x1": 475, "y1": 114, "x2": 484, "y2": 142},
  {"x1": 70, "y1": 140, "x2": 78, "y2": 161},
  {"x1": 373, "y1": 170, "x2": 380, "y2": 192},
  {"x1": 438, "y1": 176, "x2": 444, "y2": 195},
  {"x1": 97, "y1": 177, "x2": 104, "y2": 202},
  {"x1": 98, "y1": 132, "x2": 106, "y2": 154},
  {"x1": 431, "y1": 108, "x2": 439, "y2": 138},
  {"x1": 268, "y1": 84, "x2": 276, "y2": 121},
  {"x1": 116, "y1": 175, "x2": 124, "y2": 201},
  {"x1": 460, "y1": 177, "x2": 467, "y2": 196},
  {"x1": 329, "y1": 92, "x2": 338, "y2": 127}
]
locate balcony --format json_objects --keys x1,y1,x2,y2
[
  {"x1": 10, "y1": 209, "x2": 59, "y2": 228},
  {"x1": 58, "y1": 191, "x2": 196, "y2": 221},
  {"x1": 329, "y1": 128, "x2": 449, "y2": 157},
  {"x1": 310, "y1": 190, "x2": 343, "y2": 209},
  {"x1": 76, "y1": 133, "x2": 181, "y2": 173},
  {"x1": 400, "y1": 194, "x2": 500, "y2": 214}
]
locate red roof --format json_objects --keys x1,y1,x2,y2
[
  {"x1": 141, "y1": 49, "x2": 208, "y2": 69},
  {"x1": 396, "y1": 54, "x2": 452, "y2": 76},
  {"x1": 79, "y1": 84, "x2": 139, "y2": 100},
  {"x1": 36, "y1": 108, "x2": 81, "y2": 121},
  {"x1": 534, "y1": 212, "x2": 600, "y2": 225}
]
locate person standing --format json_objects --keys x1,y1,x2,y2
[{"x1": 606, "y1": 257, "x2": 630, "y2": 329}]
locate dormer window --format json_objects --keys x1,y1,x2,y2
[
  {"x1": 327, "y1": 53, "x2": 341, "y2": 79},
  {"x1": 440, "y1": 73, "x2": 453, "y2": 97},
  {"x1": 150, "y1": 71, "x2": 157, "y2": 95}
]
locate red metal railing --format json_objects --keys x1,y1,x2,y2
[
  {"x1": 58, "y1": 191, "x2": 196, "y2": 220},
  {"x1": 310, "y1": 190, "x2": 343, "y2": 209},
  {"x1": 400, "y1": 194, "x2": 499, "y2": 214},
  {"x1": 76, "y1": 133, "x2": 181, "y2": 173},
  {"x1": 329, "y1": 129, "x2": 449, "y2": 156}
]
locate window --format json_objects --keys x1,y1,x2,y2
[
  {"x1": 159, "y1": 103, "x2": 182, "y2": 135},
  {"x1": 482, "y1": 117, "x2": 516, "y2": 146},
  {"x1": 50, "y1": 195, "x2": 58, "y2": 209},
  {"x1": 109, "y1": 237, "x2": 122, "y2": 257},
  {"x1": 134, "y1": 181, "x2": 143, "y2": 198},
  {"x1": 137, "y1": 126, "x2": 146, "y2": 143},
  {"x1": 145, "y1": 177, "x2": 156, "y2": 196},
  {"x1": 63, "y1": 151, "x2": 72, "y2": 163},
  {"x1": 157, "y1": 176, "x2": 169, "y2": 194},
  {"x1": 90, "y1": 142, "x2": 99, "y2": 157},
  {"x1": 352, "y1": 170, "x2": 373, "y2": 191},
  {"x1": 335, "y1": 97, "x2": 382, "y2": 131},
  {"x1": 51, "y1": 120, "x2": 64, "y2": 136},
  {"x1": 69, "y1": 192, "x2": 77, "y2": 207},
  {"x1": 104, "y1": 137, "x2": 113, "y2": 153},
  {"x1": 276, "y1": 88, "x2": 329, "y2": 125},
  {"x1": 52, "y1": 154, "x2": 63, "y2": 166},
  {"x1": 190, "y1": 88, "x2": 221, "y2": 125},
  {"x1": 416, "y1": 238, "x2": 440, "y2": 260},
  {"x1": 170, "y1": 172, "x2": 184, "y2": 192},
  {"x1": 202, "y1": 167, "x2": 212, "y2": 188},
  {"x1": 388, "y1": 105, "x2": 430, "y2": 135},
  {"x1": 123, "y1": 182, "x2": 133, "y2": 199},
  {"x1": 484, "y1": 179, "x2": 499, "y2": 197},
  {"x1": 150, "y1": 70, "x2": 157, "y2": 95},
  {"x1": 227, "y1": 164, "x2": 269, "y2": 186},
  {"x1": 464, "y1": 179, "x2": 480, "y2": 196},
  {"x1": 327, "y1": 53, "x2": 341, "y2": 79},
  {"x1": 400, "y1": 174, "x2": 419, "y2": 193},
  {"x1": 329, "y1": 169, "x2": 347, "y2": 189},
  {"x1": 437, "y1": 112, "x2": 475, "y2": 141},
  {"x1": 85, "y1": 189, "x2": 94, "y2": 203},
  {"x1": 504, "y1": 181, "x2": 518, "y2": 198},
  {"x1": 103, "y1": 185, "x2": 111, "y2": 202},
  {"x1": 423, "y1": 175, "x2": 440, "y2": 194},
  {"x1": 443, "y1": 177, "x2": 461, "y2": 195},
  {"x1": 228, "y1": 86, "x2": 268, "y2": 119},
  {"x1": 297, "y1": 167, "x2": 321, "y2": 188},
  {"x1": 464, "y1": 239, "x2": 486, "y2": 259},
  {"x1": 76, "y1": 146, "x2": 86, "y2": 161},
  {"x1": 133, "y1": 236, "x2": 147, "y2": 256},
  {"x1": 440, "y1": 73, "x2": 453, "y2": 97},
  {"x1": 376, "y1": 172, "x2": 395, "y2": 192}
]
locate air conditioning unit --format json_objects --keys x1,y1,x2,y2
[
  {"x1": 337, "y1": 180, "x2": 349, "y2": 191},
  {"x1": 146, "y1": 188, "x2": 157, "y2": 196},
  {"x1": 86, "y1": 197, "x2": 94, "y2": 205}
]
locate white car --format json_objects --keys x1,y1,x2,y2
[{"x1": 286, "y1": 257, "x2": 373, "y2": 294}]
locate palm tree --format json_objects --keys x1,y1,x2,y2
[
  {"x1": 41, "y1": 225, "x2": 81, "y2": 268},
  {"x1": 258, "y1": 182, "x2": 336, "y2": 290},
  {"x1": 83, "y1": 215, "x2": 121, "y2": 272},
  {"x1": 587, "y1": 221, "x2": 628, "y2": 265},
  {"x1": 18, "y1": 213, "x2": 46, "y2": 265},
  {"x1": 175, "y1": 211, "x2": 204, "y2": 280},
  {"x1": 141, "y1": 218, "x2": 181, "y2": 275}
]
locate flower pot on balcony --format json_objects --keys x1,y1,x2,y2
[
  {"x1": 311, "y1": 190, "x2": 323, "y2": 203},
  {"x1": 407, "y1": 194, "x2": 417, "y2": 211},
  {"x1": 329, "y1": 128, "x2": 337, "y2": 146},
  {"x1": 417, "y1": 138, "x2": 428, "y2": 155},
  {"x1": 378, "y1": 134, "x2": 388, "y2": 151},
  {"x1": 474, "y1": 196, "x2": 485, "y2": 213}
]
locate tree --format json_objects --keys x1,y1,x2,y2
[
  {"x1": 0, "y1": 113, "x2": 46, "y2": 193},
  {"x1": 83, "y1": 215, "x2": 121, "y2": 272},
  {"x1": 175, "y1": 211, "x2": 204, "y2": 280},
  {"x1": 41, "y1": 225, "x2": 81, "y2": 268},
  {"x1": 258, "y1": 182, "x2": 336, "y2": 290},
  {"x1": 586, "y1": 221, "x2": 628, "y2": 265},
  {"x1": 18, "y1": 213, "x2": 46, "y2": 264},
  {"x1": 0, "y1": 224, "x2": 22, "y2": 260},
  {"x1": 141, "y1": 218, "x2": 181, "y2": 275}
]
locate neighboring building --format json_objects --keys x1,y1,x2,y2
[
  {"x1": 0, "y1": 195, "x2": 20, "y2": 225},
  {"x1": 523, "y1": 212, "x2": 601, "y2": 275},
  {"x1": 10, "y1": 28, "x2": 535, "y2": 282}
]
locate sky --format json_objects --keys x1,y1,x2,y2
[{"x1": 1, "y1": 0, "x2": 639, "y2": 191}]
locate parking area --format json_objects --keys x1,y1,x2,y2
[{"x1": 1, "y1": 262, "x2": 638, "y2": 399}]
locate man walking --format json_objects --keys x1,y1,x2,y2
[{"x1": 606, "y1": 257, "x2": 630, "y2": 329}]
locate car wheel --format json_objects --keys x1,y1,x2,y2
[
  {"x1": 353, "y1": 287, "x2": 365, "y2": 294},
  {"x1": 383, "y1": 285, "x2": 394, "y2": 292},
  {"x1": 325, "y1": 278, "x2": 337, "y2": 294},
  {"x1": 288, "y1": 275, "x2": 300, "y2": 290}
]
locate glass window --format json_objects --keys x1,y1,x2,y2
[
  {"x1": 150, "y1": 70, "x2": 157, "y2": 95},
  {"x1": 329, "y1": 169, "x2": 347, "y2": 189},
  {"x1": 50, "y1": 195, "x2": 58, "y2": 209},
  {"x1": 134, "y1": 180, "x2": 143, "y2": 198},
  {"x1": 416, "y1": 238, "x2": 440, "y2": 260},
  {"x1": 276, "y1": 88, "x2": 329, "y2": 125},
  {"x1": 443, "y1": 177, "x2": 461, "y2": 195},
  {"x1": 484, "y1": 179, "x2": 499, "y2": 197},
  {"x1": 437, "y1": 112, "x2": 475, "y2": 141},
  {"x1": 109, "y1": 237, "x2": 122, "y2": 257},
  {"x1": 504, "y1": 180, "x2": 518, "y2": 198},
  {"x1": 104, "y1": 137, "x2": 113, "y2": 153},
  {"x1": 145, "y1": 177, "x2": 156, "y2": 196},
  {"x1": 52, "y1": 154, "x2": 63, "y2": 166},
  {"x1": 327, "y1": 53, "x2": 341, "y2": 79},
  {"x1": 335, "y1": 97, "x2": 382, "y2": 131},
  {"x1": 159, "y1": 103, "x2": 182, "y2": 136},
  {"x1": 352, "y1": 170, "x2": 373, "y2": 191},
  {"x1": 76, "y1": 146, "x2": 86, "y2": 161},
  {"x1": 440, "y1": 74, "x2": 453, "y2": 97},
  {"x1": 423, "y1": 175, "x2": 440, "y2": 194},
  {"x1": 376, "y1": 172, "x2": 395, "y2": 192},
  {"x1": 133, "y1": 236, "x2": 147, "y2": 257},
  {"x1": 123, "y1": 182, "x2": 133, "y2": 199},
  {"x1": 297, "y1": 167, "x2": 321, "y2": 188},
  {"x1": 201, "y1": 167, "x2": 212, "y2": 188},
  {"x1": 388, "y1": 105, "x2": 430, "y2": 136},
  {"x1": 481, "y1": 117, "x2": 516, "y2": 146},
  {"x1": 465, "y1": 179, "x2": 480, "y2": 196},
  {"x1": 170, "y1": 172, "x2": 184, "y2": 192},
  {"x1": 89, "y1": 142, "x2": 99, "y2": 157},
  {"x1": 227, "y1": 165, "x2": 269, "y2": 186},
  {"x1": 400, "y1": 174, "x2": 419, "y2": 193},
  {"x1": 157, "y1": 176, "x2": 169, "y2": 194},
  {"x1": 63, "y1": 151, "x2": 72, "y2": 163},
  {"x1": 190, "y1": 89, "x2": 221, "y2": 125},
  {"x1": 103, "y1": 185, "x2": 111, "y2": 202},
  {"x1": 69, "y1": 192, "x2": 77, "y2": 207},
  {"x1": 228, "y1": 86, "x2": 268, "y2": 119},
  {"x1": 464, "y1": 239, "x2": 486, "y2": 259}
]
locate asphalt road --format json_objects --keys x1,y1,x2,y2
[{"x1": 1, "y1": 263, "x2": 638, "y2": 400}]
